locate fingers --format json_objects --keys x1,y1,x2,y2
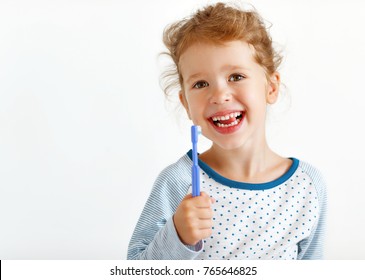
[
  {"x1": 200, "y1": 191, "x2": 212, "y2": 199},
  {"x1": 197, "y1": 219, "x2": 213, "y2": 230},
  {"x1": 173, "y1": 191, "x2": 215, "y2": 245},
  {"x1": 193, "y1": 191, "x2": 215, "y2": 207},
  {"x1": 195, "y1": 207, "x2": 213, "y2": 219}
]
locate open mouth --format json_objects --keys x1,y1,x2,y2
[{"x1": 210, "y1": 111, "x2": 244, "y2": 128}]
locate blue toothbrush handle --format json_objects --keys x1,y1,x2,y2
[
  {"x1": 192, "y1": 165, "x2": 200, "y2": 197},
  {"x1": 191, "y1": 125, "x2": 201, "y2": 197}
]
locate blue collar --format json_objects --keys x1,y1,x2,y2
[{"x1": 187, "y1": 150, "x2": 299, "y2": 190}]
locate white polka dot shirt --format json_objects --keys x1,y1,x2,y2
[{"x1": 128, "y1": 151, "x2": 327, "y2": 260}]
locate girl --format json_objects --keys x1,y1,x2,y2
[{"x1": 128, "y1": 2, "x2": 326, "y2": 260}]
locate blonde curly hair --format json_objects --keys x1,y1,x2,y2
[{"x1": 161, "y1": 2, "x2": 282, "y2": 98}]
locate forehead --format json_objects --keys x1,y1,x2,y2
[{"x1": 179, "y1": 40, "x2": 258, "y2": 76}]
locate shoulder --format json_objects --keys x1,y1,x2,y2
[
  {"x1": 151, "y1": 153, "x2": 192, "y2": 200},
  {"x1": 155, "y1": 154, "x2": 191, "y2": 185},
  {"x1": 295, "y1": 159, "x2": 327, "y2": 203},
  {"x1": 297, "y1": 160, "x2": 326, "y2": 187}
]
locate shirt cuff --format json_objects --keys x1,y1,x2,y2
[{"x1": 165, "y1": 216, "x2": 204, "y2": 258}]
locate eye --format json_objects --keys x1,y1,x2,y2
[
  {"x1": 193, "y1": 81, "x2": 209, "y2": 89},
  {"x1": 228, "y1": 74, "x2": 245, "y2": 82}
]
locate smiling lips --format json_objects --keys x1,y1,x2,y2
[{"x1": 209, "y1": 111, "x2": 245, "y2": 133}]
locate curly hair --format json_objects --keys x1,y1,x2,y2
[{"x1": 160, "y1": 2, "x2": 282, "y2": 98}]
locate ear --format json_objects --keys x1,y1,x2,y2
[
  {"x1": 266, "y1": 72, "x2": 280, "y2": 104},
  {"x1": 179, "y1": 90, "x2": 191, "y2": 119}
]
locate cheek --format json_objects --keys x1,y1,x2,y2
[
  {"x1": 247, "y1": 82, "x2": 268, "y2": 104},
  {"x1": 185, "y1": 97, "x2": 207, "y2": 122},
  {"x1": 188, "y1": 103, "x2": 202, "y2": 119},
  {"x1": 185, "y1": 94, "x2": 201, "y2": 109},
  {"x1": 239, "y1": 88, "x2": 268, "y2": 118},
  {"x1": 240, "y1": 91, "x2": 265, "y2": 108}
]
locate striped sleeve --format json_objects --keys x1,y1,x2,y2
[
  {"x1": 297, "y1": 161, "x2": 328, "y2": 259},
  {"x1": 127, "y1": 155, "x2": 203, "y2": 260}
]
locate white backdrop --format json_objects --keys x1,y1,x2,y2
[{"x1": 0, "y1": 0, "x2": 364, "y2": 259}]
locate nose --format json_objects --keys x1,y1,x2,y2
[{"x1": 209, "y1": 82, "x2": 231, "y2": 105}]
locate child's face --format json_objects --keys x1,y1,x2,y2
[{"x1": 179, "y1": 40, "x2": 280, "y2": 151}]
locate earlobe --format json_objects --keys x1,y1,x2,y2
[{"x1": 266, "y1": 72, "x2": 280, "y2": 104}]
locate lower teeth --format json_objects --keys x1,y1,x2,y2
[{"x1": 216, "y1": 118, "x2": 241, "y2": 128}]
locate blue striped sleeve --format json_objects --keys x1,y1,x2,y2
[
  {"x1": 297, "y1": 161, "x2": 328, "y2": 259},
  {"x1": 127, "y1": 155, "x2": 203, "y2": 259}
]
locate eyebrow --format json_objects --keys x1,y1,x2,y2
[
  {"x1": 222, "y1": 64, "x2": 250, "y2": 72},
  {"x1": 185, "y1": 72, "x2": 204, "y2": 84},
  {"x1": 185, "y1": 65, "x2": 250, "y2": 84}
]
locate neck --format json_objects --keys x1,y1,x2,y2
[{"x1": 199, "y1": 139, "x2": 283, "y2": 183}]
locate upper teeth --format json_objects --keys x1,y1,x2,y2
[{"x1": 212, "y1": 112, "x2": 242, "y2": 121}]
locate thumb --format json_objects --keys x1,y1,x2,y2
[
  {"x1": 182, "y1": 193, "x2": 193, "y2": 201},
  {"x1": 200, "y1": 191, "x2": 215, "y2": 204}
]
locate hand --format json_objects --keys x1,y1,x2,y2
[{"x1": 173, "y1": 191, "x2": 215, "y2": 246}]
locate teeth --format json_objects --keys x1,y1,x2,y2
[
  {"x1": 216, "y1": 118, "x2": 241, "y2": 127},
  {"x1": 211, "y1": 112, "x2": 242, "y2": 121}
]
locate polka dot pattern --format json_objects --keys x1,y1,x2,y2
[{"x1": 190, "y1": 168, "x2": 319, "y2": 260}]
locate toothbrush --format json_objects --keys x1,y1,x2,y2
[{"x1": 191, "y1": 125, "x2": 201, "y2": 197}]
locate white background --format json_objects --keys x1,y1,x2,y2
[{"x1": 0, "y1": 0, "x2": 364, "y2": 259}]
